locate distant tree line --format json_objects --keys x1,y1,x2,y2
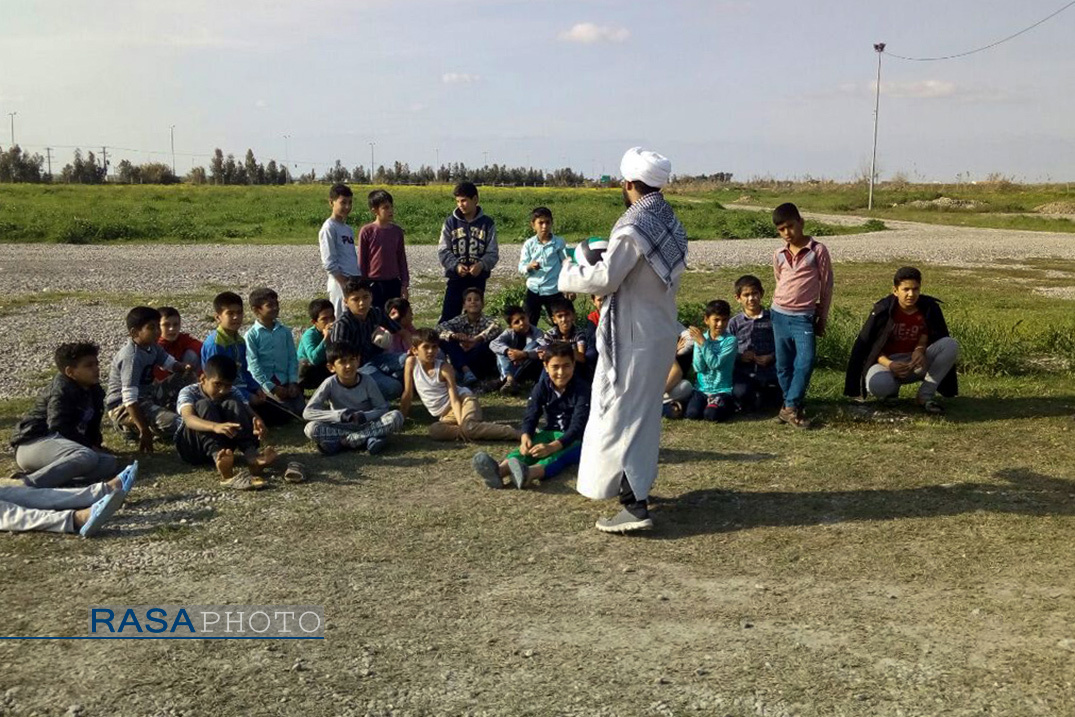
[{"x1": 1, "y1": 143, "x2": 732, "y2": 187}]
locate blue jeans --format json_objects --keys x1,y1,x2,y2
[
  {"x1": 771, "y1": 310, "x2": 816, "y2": 409},
  {"x1": 363, "y1": 352, "x2": 407, "y2": 400}
]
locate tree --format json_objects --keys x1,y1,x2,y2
[
  {"x1": 210, "y1": 149, "x2": 225, "y2": 185},
  {"x1": 187, "y1": 166, "x2": 208, "y2": 184},
  {"x1": 0, "y1": 145, "x2": 46, "y2": 183},
  {"x1": 265, "y1": 160, "x2": 279, "y2": 185},
  {"x1": 244, "y1": 149, "x2": 259, "y2": 185}
]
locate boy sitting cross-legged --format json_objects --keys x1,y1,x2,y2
[
  {"x1": 107, "y1": 306, "x2": 192, "y2": 452},
  {"x1": 488, "y1": 304, "x2": 543, "y2": 396},
  {"x1": 472, "y1": 342, "x2": 591, "y2": 489},
  {"x1": 174, "y1": 355, "x2": 276, "y2": 491},
  {"x1": 298, "y1": 298, "x2": 335, "y2": 391},
  {"x1": 401, "y1": 329, "x2": 519, "y2": 442},
  {"x1": 538, "y1": 297, "x2": 596, "y2": 378},
  {"x1": 844, "y1": 266, "x2": 960, "y2": 413},
  {"x1": 10, "y1": 342, "x2": 123, "y2": 488},
  {"x1": 684, "y1": 300, "x2": 737, "y2": 422},
  {"x1": 303, "y1": 341, "x2": 405, "y2": 455},
  {"x1": 245, "y1": 287, "x2": 304, "y2": 424},
  {"x1": 434, "y1": 287, "x2": 500, "y2": 387},
  {"x1": 329, "y1": 279, "x2": 406, "y2": 400},
  {"x1": 727, "y1": 275, "x2": 781, "y2": 412}
]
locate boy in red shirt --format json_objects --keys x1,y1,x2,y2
[
  {"x1": 844, "y1": 266, "x2": 960, "y2": 413},
  {"x1": 153, "y1": 306, "x2": 202, "y2": 407},
  {"x1": 358, "y1": 189, "x2": 410, "y2": 313}
]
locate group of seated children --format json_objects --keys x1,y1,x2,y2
[
  {"x1": 664, "y1": 263, "x2": 960, "y2": 424},
  {"x1": 663, "y1": 275, "x2": 783, "y2": 423},
  {"x1": 3, "y1": 189, "x2": 964, "y2": 538}
]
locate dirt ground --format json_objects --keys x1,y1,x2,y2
[{"x1": 2, "y1": 222, "x2": 1075, "y2": 716}]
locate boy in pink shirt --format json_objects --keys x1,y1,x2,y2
[
  {"x1": 358, "y1": 189, "x2": 410, "y2": 313},
  {"x1": 770, "y1": 203, "x2": 833, "y2": 429}
]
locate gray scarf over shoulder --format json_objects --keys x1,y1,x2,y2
[{"x1": 596, "y1": 192, "x2": 687, "y2": 413}]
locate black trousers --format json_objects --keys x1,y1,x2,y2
[
  {"x1": 175, "y1": 398, "x2": 258, "y2": 465},
  {"x1": 524, "y1": 290, "x2": 564, "y2": 328},
  {"x1": 368, "y1": 278, "x2": 403, "y2": 314},
  {"x1": 298, "y1": 361, "x2": 331, "y2": 391},
  {"x1": 439, "y1": 273, "x2": 488, "y2": 324}
]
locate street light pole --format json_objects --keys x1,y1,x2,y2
[
  {"x1": 170, "y1": 125, "x2": 176, "y2": 177},
  {"x1": 868, "y1": 42, "x2": 885, "y2": 211},
  {"x1": 369, "y1": 142, "x2": 376, "y2": 180},
  {"x1": 7, "y1": 112, "x2": 16, "y2": 145}
]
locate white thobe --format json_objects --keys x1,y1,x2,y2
[{"x1": 558, "y1": 225, "x2": 683, "y2": 501}]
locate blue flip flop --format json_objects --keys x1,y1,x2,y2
[
  {"x1": 79, "y1": 489, "x2": 127, "y2": 538},
  {"x1": 119, "y1": 461, "x2": 139, "y2": 495}
]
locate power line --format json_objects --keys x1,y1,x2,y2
[{"x1": 885, "y1": 0, "x2": 1075, "y2": 61}]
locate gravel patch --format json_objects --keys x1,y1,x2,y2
[{"x1": 1, "y1": 219, "x2": 1073, "y2": 400}]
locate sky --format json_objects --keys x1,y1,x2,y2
[{"x1": 2, "y1": 0, "x2": 1074, "y2": 181}]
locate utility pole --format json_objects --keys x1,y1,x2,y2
[
  {"x1": 7, "y1": 112, "x2": 15, "y2": 145},
  {"x1": 482, "y1": 150, "x2": 489, "y2": 166},
  {"x1": 435, "y1": 147, "x2": 439, "y2": 169},
  {"x1": 45, "y1": 147, "x2": 52, "y2": 179},
  {"x1": 170, "y1": 125, "x2": 176, "y2": 176},
  {"x1": 101, "y1": 146, "x2": 108, "y2": 182},
  {"x1": 868, "y1": 42, "x2": 885, "y2": 211},
  {"x1": 369, "y1": 142, "x2": 375, "y2": 179}
]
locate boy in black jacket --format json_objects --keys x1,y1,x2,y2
[
  {"x1": 437, "y1": 181, "x2": 499, "y2": 322},
  {"x1": 844, "y1": 266, "x2": 960, "y2": 413},
  {"x1": 10, "y1": 343, "x2": 124, "y2": 488},
  {"x1": 471, "y1": 342, "x2": 590, "y2": 489},
  {"x1": 329, "y1": 279, "x2": 405, "y2": 400}
]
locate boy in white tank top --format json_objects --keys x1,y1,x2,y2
[{"x1": 400, "y1": 329, "x2": 518, "y2": 442}]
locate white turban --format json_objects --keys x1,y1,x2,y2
[{"x1": 619, "y1": 146, "x2": 671, "y2": 188}]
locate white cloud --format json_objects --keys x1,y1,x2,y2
[
  {"x1": 873, "y1": 80, "x2": 957, "y2": 99},
  {"x1": 558, "y1": 23, "x2": 630, "y2": 44},
  {"x1": 442, "y1": 73, "x2": 480, "y2": 84}
]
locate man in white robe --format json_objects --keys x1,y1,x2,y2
[{"x1": 558, "y1": 147, "x2": 688, "y2": 533}]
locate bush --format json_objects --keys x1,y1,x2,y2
[{"x1": 58, "y1": 218, "x2": 98, "y2": 244}]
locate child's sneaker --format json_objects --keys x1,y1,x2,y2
[
  {"x1": 499, "y1": 376, "x2": 518, "y2": 396},
  {"x1": 472, "y1": 452, "x2": 503, "y2": 489},
  {"x1": 460, "y1": 369, "x2": 478, "y2": 387},
  {"x1": 506, "y1": 456, "x2": 529, "y2": 489},
  {"x1": 366, "y1": 436, "x2": 388, "y2": 455}
]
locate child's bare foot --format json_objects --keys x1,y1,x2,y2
[
  {"x1": 215, "y1": 449, "x2": 235, "y2": 482},
  {"x1": 248, "y1": 446, "x2": 279, "y2": 476},
  {"x1": 73, "y1": 507, "x2": 91, "y2": 530}
]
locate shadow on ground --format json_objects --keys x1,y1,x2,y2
[{"x1": 647, "y1": 466, "x2": 1075, "y2": 540}]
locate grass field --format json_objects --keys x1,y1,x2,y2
[
  {"x1": 2, "y1": 257, "x2": 1075, "y2": 714},
  {"x1": 673, "y1": 180, "x2": 1075, "y2": 233},
  {"x1": 0, "y1": 184, "x2": 881, "y2": 245}
]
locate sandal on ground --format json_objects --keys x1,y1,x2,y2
[
  {"x1": 220, "y1": 470, "x2": 267, "y2": 491},
  {"x1": 283, "y1": 461, "x2": 306, "y2": 483},
  {"x1": 919, "y1": 399, "x2": 945, "y2": 415},
  {"x1": 80, "y1": 489, "x2": 127, "y2": 538}
]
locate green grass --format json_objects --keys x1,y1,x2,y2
[
  {"x1": 675, "y1": 181, "x2": 1075, "y2": 232},
  {"x1": 0, "y1": 184, "x2": 879, "y2": 245}
]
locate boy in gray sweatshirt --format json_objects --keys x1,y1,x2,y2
[{"x1": 302, "y1": 342, "x2": 405, "y2": 455}]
